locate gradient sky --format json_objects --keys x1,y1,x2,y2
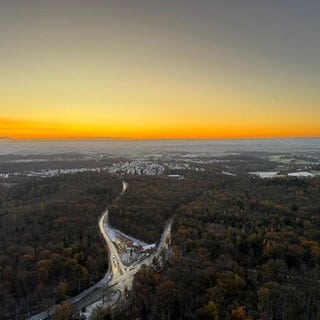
[{"x1": 0, "y1": 0, "x2": 319, "y2": 139}]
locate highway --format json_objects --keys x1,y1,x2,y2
[
  {"x1": 27, "y1": 180, "x2": 172, "y2": 319},
  {"x1": 98, "y1": 209, "x2": 125, "y2": 279}
]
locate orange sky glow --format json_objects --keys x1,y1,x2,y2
[
  {"x1": 1, "y1": 117, "x2": 319, "y2": 140},
  {"x1": 1, "y1": 1, "x2": 319, "y2": 139}
]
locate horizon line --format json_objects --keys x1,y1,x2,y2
[{"x1": 1, "y1": 136, "x2": 320, "y2": 141}]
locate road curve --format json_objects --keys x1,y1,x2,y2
[
  {"x1": 99, "y1": 210, "x2": 124, "y2": 277},
  {"x1": 27, "y1": 180, "x2": 172, "y2": 320},
  {"x1": 98, "y1": 182, "x2": 128, "y2": 278},
  {"x1": 27, "y1": 181, "x2": 128, "y2": 320}
]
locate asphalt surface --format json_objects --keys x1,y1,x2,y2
[{"x1": 27, "y1": 181, "x2": 172, "y2": 320}]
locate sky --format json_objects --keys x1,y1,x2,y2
[{"x1": 0, "y1": 0, "x2": 319, "y2": 139}]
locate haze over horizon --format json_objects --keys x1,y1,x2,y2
[{"x1": 1, "y1": 0, "x2": 319, "y2": 139}]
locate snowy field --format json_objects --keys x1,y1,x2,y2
[
  {"x1": 287, "y1": 171, "x2": 314, "y2": 177},
  {"x1": 249, "y1": 171, "x2": 279, "y2": 178},
  {"x1": 104, "y1": 222, "x2": 155, "y2": 266},
  {"x1": 250, "y1": 171, "x2": 317, "y2": 179}
]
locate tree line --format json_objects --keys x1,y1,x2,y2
[
  {"x1": 0, "y1": 172, "x2": 122, "y2": 319},
  {"x1": 111, "y1": 174, "x2": 320, "y2": 320}
]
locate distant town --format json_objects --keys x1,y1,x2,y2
[{"x1": 1, "y1": 149, "x2": 320, "y2": 182}]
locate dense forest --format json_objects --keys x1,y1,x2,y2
[
  {"x1": 1, "y1": 163, "x2": 320, "y2": 320},
  {"x1": 111, "y1": 174, "x2": 320, "y2": 320},
  {"x1": 109, "y1": 175, "x2": 208, "y2": 243},
  {"x1": 0, "y1": 172, "x2": 122, "y2": 319}
]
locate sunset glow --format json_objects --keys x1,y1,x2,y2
[{"x1": 1, "y1": 1, "x2": 319, "y2": 139}]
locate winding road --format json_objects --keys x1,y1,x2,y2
[{"x1": 28, "y1": 181, "x2": 172, "y2": 319}]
